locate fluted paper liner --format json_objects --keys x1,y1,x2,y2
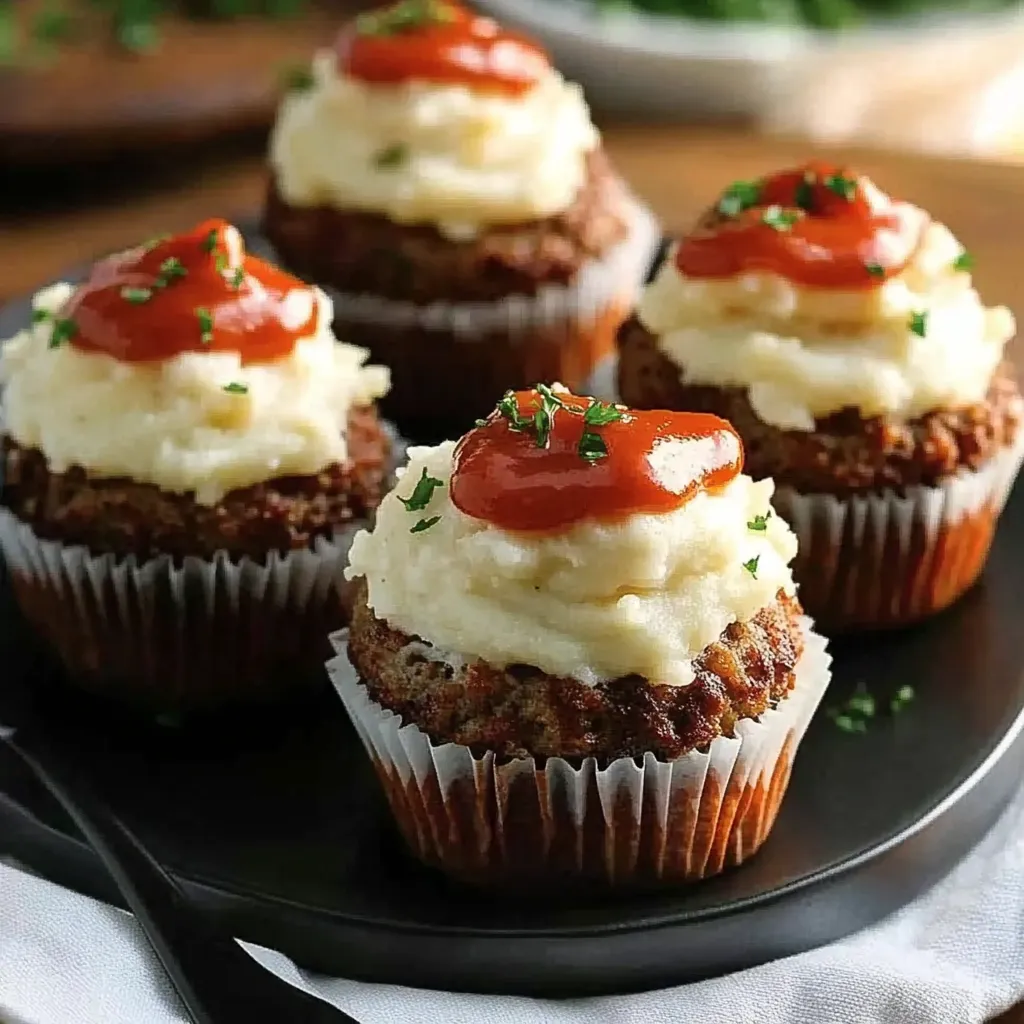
[
  {"x1": 257, "y1": 197, "x2": 661, "y2": 432},
  {"x1": 773, "y1": 432, "x2": 1024, "y2": 632},
  {"x1": 327, "y1": 620, "x2": 830, "y2": 887},
  {"x1": 0, "y1": 509, "x2": 360, "y2": 712}
]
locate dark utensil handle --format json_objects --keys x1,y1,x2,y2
[{"x1": 4, "y1": 728, "x2": 359, "y2": 1024}]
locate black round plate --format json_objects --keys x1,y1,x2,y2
[{"x1": 1, "y1": 242, "x2": 1024, "y2": 999}]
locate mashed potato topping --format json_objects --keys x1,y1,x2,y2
[
  {"x1": 0, "y1": 283, "x2": 389, "y2": 505},
  {"x1": 269, "y1": 51, "x2": 599, "y2": 241},
  {"x1": 346, "y1": 440, "x2": 797, "y2": 687},
  {"x1": 639, "y1": 220, "x2": 1014, "y2": 431}
]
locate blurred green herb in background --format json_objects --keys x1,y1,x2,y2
[
  {"x1": 590, "y1": 0, "x2": 1017, "y2": 30},
  {"x1": 0, "y1": 0, "x2": 311, "y2": 64}
]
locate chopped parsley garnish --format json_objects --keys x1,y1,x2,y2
[
  {"x1": 222, "y1": 382, "x2": 248, "y2": 395},
  {"x1": 828, "y1": 681, "x2": 911, "y2": 733},
  {"x1": 32, "y1": 4, "x2": 75, "y2": 45},
  {"x1": 794, "y1": 175, "x2": 814, "y2": 212},
  {"x1": 214, "y1": 251, "x2": 228, "y2": 274},
  {"x1": 760, "y1": 205, "x2": 802, "y2": 232},
  {"x1": 155, "y1": 257, "x2": 187, "y2": 289},
  {"x1": 374, "y1": 144, "x2": 408, "y2": 169},
  {"x1": 48, "y1": 317, "x2": 77, "y2": 348},
  {"x1": 195, "y1": 307, "x2": 214, "y2": 345},
  {"x1": 716, "y1": 179, "x2": 761, "y2": 218},
  {"x1": 496, "y1": 390, "x2": 533, "y2": 432},
  {"x1": 742, "y1": 555, "x2": 760, "y2": 578},
  {"x1": 399, "y1": 467, "x2": 444, "y2": 512},
  {"x1": 120, "y1": 286, "x2": 152, "y2": 304},
  {"x1": 952, "y1": 250, "x2": 974, "y2": 272},
  {"x1": 201, "y1": 228, "x2": 219, "y2": 253},
  {"x1": 31, "y1": 308, "x2": 51, "y2": 325},
  {"x1": 890, "y1": 684, "x2": 915, "y2": 714},
  {"x1": 824, "y1": 172, "x2": 858, "y2": 201},
  {"x1": 229, "y1": 267, "x2": 245, "y2": 289},
  {"x1": 532, "y1": 383, "x2": 567, "y2": 449},
  {"x1": 355, "y1": 0, "x2": 454, "y2": 37},
  {"x1": 864, "y1": 261, "x2": 886, "y2": 278},
  {"x1": 280, "y1": 63, "x2": 315, "y2": 92},
  {"x1": 578, "y1": 431, "x2": 609, "y2": 462},
  {"x1": 908, "y1": 311, "x2": 928, "y2": 337},
  {"x1": 410, "y1": 515, "x2": 441, "y2": 534},
  {"x1": 583, "y1": 400, "x2": 624, "y2": 427},
  {"x1": 747, "y1": 511, "x2": 771, "y2": 532}
]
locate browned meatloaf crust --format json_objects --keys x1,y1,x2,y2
[
  {"x1": 262, "y1": 148, "x2": 631, "y2": 304},
  {"x1": 617, "y1": 315, "x2": 1024, "y2": 495},
  {"x1": 346, "y1": 582, "x2": 805, "y2": 763},
  {"x1": 1, "y1": 406, "x2": 389, "y2": 562}
]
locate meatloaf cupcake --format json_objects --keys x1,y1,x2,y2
[
  {"x1": 618, "y1": 162, "x2": 1024, "y2": 632},
  {"x1": 328, "y1": 385, "x2": 831, "y2": 887},
  {"x1": 0, "y1": 219, "x2": 390, "y2": 713},
  {"x1": 262, "y1": 0, "x2": 658, "y2": 440}
]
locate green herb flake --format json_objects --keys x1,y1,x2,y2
[
  {"x1": 532, "y1": 384, "x2": 566, "y2": 449},
  {"x1": 222, "y1": 382, "x2": 248, "y2": 395},
  {"x1": 155, "y1": 257, "x2": 187, "y2": 289},
  {"x1": 890, "y1": 685, "x2": 915, "y2": 714},
  {"x1": 578, "y1": 431, "x2": 608, "y2": 462},
  {"x1": 32, "y1": 4, "x2": 75, "y2": 45},
  {"x1": 583, "y1": 400, "x2": 623, "y2": 427},
  {"x1": 229, "y1": 268, "x2": 245, "y2": 289},
  {"x1": 48, "y1": 317, "x2": 77, "y2": 348},
  {"x1": 280, "y1": 63, "x2": 315, "y2": 93},
  {"x1": 747, "y1": 511, "x2": 771, "y2": 532},
  {"x1": 864, "y1": 261, "x2": 886, "y2": 278},
  {"x1": 410, "y1": 515, "x2": 441, "y2": 534},
  {"x1": 120, "y1": 286, "x2": 152, "y2": 305},
  {"x1": 196, "y1": 307, "x2": 215, "y2": 345},
  {"x1": 742, "y1": 555, "x2": 760, "y2": 578},
  {"x1": 374, "y1": 144, "x2": 408, "y2": 169},
  {"x1": 356, "y1": 0, "x2": 455, "y2": 38},
  {"x1": 399, "y1": 467, "x2": 445, "y2": 512},
  {"x1": 496, "y1": 391, "x2": 532, "y2": 433},
  {"x1": 832, "y1": 714, "x2": 867, "y2": 734},
  {"x1": 793, "y1": 177, "x2": 814, "y2": 213},
  {"x1": 824, "y1": 173, "x2": 858, "y2": 201},
  {"x1": 717, "y1": 179, "x2": 761, "y2": 218},
  {"x1": 201, "y1": 228, "x2": 219, "y2": 253},
  {"x1": 760, "y1": 206, "x2": 802, "y2": 232},
  {"x1": 31, "y1": 308, "x2": 51, "y2": 325},
  {"x1": 214, "y1": 252, "x2": 229, "y2": 274},
  {"x1": 952, "y1": 250, "x2": 974, "y2": 272},
  {"x1": 908, "y1": 311, "x2": 928, "y2": 337},
  {"x1": 118, "y1": 20, "x2": 158, "y2": 54}
]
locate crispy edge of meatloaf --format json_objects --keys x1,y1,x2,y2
[
  {"x1": 262, "y1": 148, "x2": 632, "y2": 304},
  {"x1": 0, "y1": 406, "x2": 390, "y2": 562},
  {"x1": 617, "y1": 315, "x2": 1024, "y2": 495},
  {"x1": 346, "y1": 580, "x2": 806, "y2": 763}
]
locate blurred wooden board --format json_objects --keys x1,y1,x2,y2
[{"x1": 0, "y1": 2, "x2": 370, "y2": 163}]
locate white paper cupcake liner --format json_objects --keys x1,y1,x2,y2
[
  {"x1": 772, "y1": 430, "x2": 1024, "y2": 631},
  {"x1": 327, "y1": 619, "x2": 831, "y2": 887},
  {"x1": 0, "y1": 508, "x2": 361, "y2": 711}
]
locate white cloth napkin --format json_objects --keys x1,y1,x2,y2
[{"x1": 2, "y1": 784, "x2": 1024, "y2": 1024}]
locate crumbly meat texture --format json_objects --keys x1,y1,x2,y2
[
  {"x1": 346, "y1": 582, "x2": 805, "y2": 763},
  {"x1": 262, "y1": 148, "x2": 631, "y2": 304},
  {"x1": 617, "y1": 315, "x2": 1024, "y2": 495},
  {"x1": 0, "y1": 406, "x2": 390, "y2": 562}
]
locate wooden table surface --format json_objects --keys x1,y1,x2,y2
[{"x1": 1, "y1": 124, "x2": 1022, "y2": 1021}]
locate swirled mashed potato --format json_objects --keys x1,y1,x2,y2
[
  {"x1": 638, "y1": 221, "x2": 1014, "y2": 431},
  {"x1": 346, "y1": 441, "x2": 797, "y2": 688}
]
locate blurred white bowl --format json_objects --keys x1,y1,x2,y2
[{"x1": 477, "y1": 0, "x2": 1024, "y2": 154}]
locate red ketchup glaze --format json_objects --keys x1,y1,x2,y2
[
  {"x1": 675, "y1": 161, "x2": 926, "y2": 289},
  {"x1": 450, "y1": 388, "x2": 744, "y2": 533},
  {"x1": 337, "y1": 1, "x2": 550, "y2": 97},
  {"x1": 62, "y1": 219, "x2": 318, "y2": 365}
]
